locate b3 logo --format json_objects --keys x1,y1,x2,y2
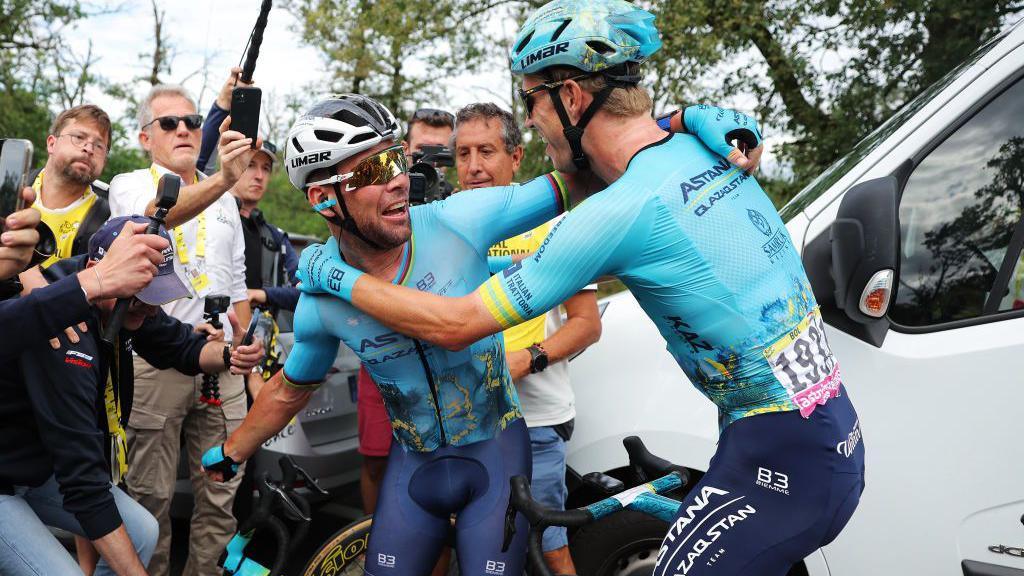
[
  {"x1": 755, "y1": 467, "x2": 790, "y2": 495},
  {"x1": 485, "y1": 560, "x2": 506, "y2": 575},
  {"x1": 377, "y1": 553, "x2": 396, "y2": 568},
  {"x1": 327, "y1": 268, "x2": 345, "y2": 292}
]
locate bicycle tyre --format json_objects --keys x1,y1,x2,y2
[{"x1": 302, "y1": 515, "x2": 373, "y2": 576}]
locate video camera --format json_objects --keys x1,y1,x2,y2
[
  {"x1": 200, "y1": 294, "x2": 231, "y2": 406},
  {"x1": 408, "y1": 145, "x2": 455, "y2": 206}
]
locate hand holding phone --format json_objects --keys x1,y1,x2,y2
[
  {"x1": 230, "y1": 87, "x2": 262, "y2": 148},
  {"x1": 241, "y1": 311, "x2": 260, "y2": 346}
]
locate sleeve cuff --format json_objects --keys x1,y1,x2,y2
[{"x1": 77, "y1": 500, "x2": 124, "y2": 540}]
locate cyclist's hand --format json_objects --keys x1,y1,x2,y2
[
  {"x1": 681, "y1": 104, "x2": 764, "y2": 173},
  {"x1": 296, "y1": 242, "x2": 362, "y2": 300},
  {"x1": 202, "y1": 444, "x2": 241, "y2": 482}
]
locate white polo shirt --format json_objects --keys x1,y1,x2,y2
[{"x1": 108, "y1": 163, "x2": 247, "y2": 340}]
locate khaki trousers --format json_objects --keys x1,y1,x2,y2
[{"x1": 125, "y1": 356, "x2": 248, "y2": 576}]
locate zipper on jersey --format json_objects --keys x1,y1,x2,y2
[{"x1": 413, "y1": 339, "x2": 447, "y2": 445}]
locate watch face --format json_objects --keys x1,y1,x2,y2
[{"x1": 533, "y1": 351, "x2": 549, "y2": 372}]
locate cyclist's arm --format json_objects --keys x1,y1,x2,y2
[
  {"x1": 437, "y1": 173, "x2": 569, "y2": 251},
  {"x1": 335, "y1": 197, "x2": 641, "y2": 350},
  {"x1": 223, "y1": 295, "x2": 338, "y2": 461}
]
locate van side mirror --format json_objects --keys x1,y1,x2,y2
[{"x1": 830, "y1": 176, "x2": 900, "y2": 329}]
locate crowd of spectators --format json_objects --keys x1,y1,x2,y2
[{"x1": 0, "y1": 64, "x2": 596, "y2": 576}]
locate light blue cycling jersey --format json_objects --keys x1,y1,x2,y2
[
  {"x1": 285, "y1": 173, "x2": 569, "y2": 452},
  {"x1": 480, "y1": 134, "x2": 841, "y2": 428}
]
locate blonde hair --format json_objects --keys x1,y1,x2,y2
[{"x1": 543, "y1": 64, "x2": 652, "y2": 117}]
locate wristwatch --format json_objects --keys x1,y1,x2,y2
[
  {"x1": 222, "y1": 345, "x2": 232, "y2": 371},
  {"x1": 526, "y1": 344, "x2": 549, "y2": 374}
]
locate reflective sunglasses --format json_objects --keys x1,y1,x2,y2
[
  {"x1": 517, "y1": 72, "x2": 594, "y2": 117},
  {"x1": 411, "y1": 108, "x2": 454, "y2": 126},
  {"x1": 307, "y1": 145, "x2": 408, "y2": 192},
  {"x1": 142, "y1": 114, "x2": 204, "y2": 132}
]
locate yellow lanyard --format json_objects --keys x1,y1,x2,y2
[
  {"x1": 150, "y1": 166, "x2": 208, "y2": 291},
  {"x1": 104, "y1": 337, "x2": 128, "y2": 484}
]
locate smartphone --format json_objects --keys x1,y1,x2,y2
[
  {"x1": 230, "y1": 87, "x2": 262, "y2": 148},
  {"x1": 241, "y1": 311, "x2": 261, "y2": 346},
  {"x1": 0, "y1": 139, "x2": 34, "y2": 221}
]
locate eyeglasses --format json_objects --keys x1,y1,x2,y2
[
  {"x1": 56, "y1": 132, "x2": 108, "y2": 154},
  {"x1": 517, "y1": 72, "x2": 594, "y2": 117},
  {"x1": 142, "y1": 114, "x2": 204, "y2": 132},
  {"x1": 307, "y1": 145, "x2": 408, "y2": 192}
]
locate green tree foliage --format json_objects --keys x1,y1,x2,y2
[{"x1": 645, "y1": 0, "x2": 1023, "y2": 200}]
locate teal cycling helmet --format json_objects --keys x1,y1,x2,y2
[
  {"x1": 509, "y1": 0, "x2": 662, "y2": 170},
  {"x1": 510, "y1": 0, "x2": 661, "y2": 76}
]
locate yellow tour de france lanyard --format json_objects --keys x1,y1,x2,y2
[
  {"x1": 150, "y1": 166, "x2": 208, "y2": 292},
  {"x1": 105, "y1": 336, "x2": 128, "y2": 484}
]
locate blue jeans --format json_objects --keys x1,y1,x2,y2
[
  {"x1": 529, "y1": 425, "x2": 569, "y2": 552},
  {"x1": 0, "y1": 476, "x2": 158, "y2": 576}
]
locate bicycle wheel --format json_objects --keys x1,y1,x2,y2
[{"x1": 302, "y1": 515, "x2": 373, "y2": 576}]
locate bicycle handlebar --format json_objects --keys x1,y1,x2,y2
[{"x1": 507, "y1": 436, "x2": 690, "y2": 576}]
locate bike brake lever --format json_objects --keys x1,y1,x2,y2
[
  {"x1": 263, "y1": 476, "x2": 311, "y2": 522},
  {"x1": 288, "y1": 459, "x2": 329, "y2": 498},
  {"x1": 501, "y1": 497, "x2": 518, "y2": 553}
]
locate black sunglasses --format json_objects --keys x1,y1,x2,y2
[
  {"x1": 143, "y1": 114, "x2": 204, "y2": 132},
  {"x1": 517, "y1": 72, "x2": 594, "y2": 117}
]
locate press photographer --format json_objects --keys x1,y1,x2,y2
[
  {"x1": 0, "y1": 215, "x2": 262, "y2": 575},
  {"x1": 404, "y1": 108, "x2": 455, "y2": 204}
]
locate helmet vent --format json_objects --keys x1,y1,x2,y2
[
  {"x1": 333, "y1": 109, "x2": 370, "y2": 127},
  {"x1": 550, "y1": 18, "x2": 572, "y2": 42},
  {"x1": 291, "y1": 137, "x2": 304, "y2": 154},
  {"x1": 586, "y1": 40, "x2": 615, "y2": 55},
  {"x1": 348, "y1": 132, "x2": 376, "y2": 145},
  {"x1": 355, "y1": 100, "x2": 385, "y2": 125},
  {"x1": 314, "y1": 130, "x2": 344, "y2": 143},
  {"x1": 515, "y1": 30, "x2": 535, "y2": 54}
]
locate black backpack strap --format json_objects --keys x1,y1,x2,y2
[{"x1": 72, "y1": 193, "x2": 110, "y2": 257}]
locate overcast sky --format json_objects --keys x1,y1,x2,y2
[
  {"x1": 61, "y1": 1, "x2": 785, "y2": 171},
  {"x1": 64, "y1": 2, "x2": 514, "y2": 126}
]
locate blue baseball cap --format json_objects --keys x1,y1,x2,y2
[{"x1": 89, "y1": 215, "x2": 193, "y2": 306}]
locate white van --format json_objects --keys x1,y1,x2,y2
[{"x1": 565, "y1": 17, "x2": 1024, "y2": 576}]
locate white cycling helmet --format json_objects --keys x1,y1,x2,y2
[{"x1": 285, "y1": 94, "x2": 402, "y2": 190}]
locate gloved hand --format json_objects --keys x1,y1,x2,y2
[
  {"x1": 661, "y1": 105, "x2": 764, "y2": 173},
  {"x1": 296, "y1": 241, "x2": 363, "y2": 301},
  {"x1": 201, "y1": 444, "x2": 241, "y2": 482}
]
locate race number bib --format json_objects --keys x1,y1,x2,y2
[{"x1": 763, "y1": 307, "x2": 841, "y2": 417}]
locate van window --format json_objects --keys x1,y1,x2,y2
[
  {"x1": 890, "y1": 77, "x2": 1024, "y2": 326},
  {"x1": 778, "y1": 29, "x2": 1007, "y2": 222}
]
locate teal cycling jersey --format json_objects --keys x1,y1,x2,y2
[
  {"x1": 285, "y1": 173, "x2": 569, "y2": 452},
  {"x1": 480, "y1": 134, "x2": 841, "y2": 428}
]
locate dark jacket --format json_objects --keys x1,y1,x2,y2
[
  {"x1": 0, "y1": 273, "x2": 92, "y2": 363},
  {"x1": 0, "y1": 256, "x2": 208, "y2": 539},
  {"x1": 239, "y1": 208, "x2": 300, "y2": 312}
]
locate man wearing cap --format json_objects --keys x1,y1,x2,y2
[
  {"x1": 108, "y1": 79, "x2": 258, "y2": 576},
  {"x1": 0, "y1": 216, "x2": 263, "y2": 576}
]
